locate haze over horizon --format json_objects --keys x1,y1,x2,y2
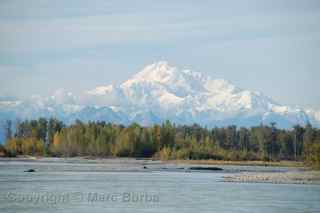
[{"x1": 0, "y1": 0, "x2": 320, "y2": 109}]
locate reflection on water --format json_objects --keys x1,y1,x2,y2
[{"x1": 0, "y1": 158, "x2": 319, "y2": 213}]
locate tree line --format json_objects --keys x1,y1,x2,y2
[{"x1": 1, "y1": 118, "x2": 320, "y2": 168}]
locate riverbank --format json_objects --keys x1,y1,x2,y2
[
  {"x1": 223, "y1": 171, "x2": 320, "y2": 185},
  {"x1": 1, "y1": 156, "x2": 305, "y2": 167},
  {"x1": 164, "y1": 159, "x2": 320, "y2": 184},
  {"x1": 165, "y1": 159, "x2": 305, "y2": 168}
]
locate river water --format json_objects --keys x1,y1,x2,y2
[{"x1": 0, "y1": 158, "x2": 319, "y2": 213}]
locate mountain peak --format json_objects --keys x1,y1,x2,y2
[
  {"x1": 126, "y1": 61, "x2": 178, "y2": 85},
  {"x1": 123, "y1": 61, "x2": 211, "y2": 94}
]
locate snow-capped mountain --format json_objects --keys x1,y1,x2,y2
[
  {"x1": 0, "y1": 61, "x2": 319, "y2": 141},
  {"x1": 81, "y1": 61, "x2": 315, "y2": 127}
]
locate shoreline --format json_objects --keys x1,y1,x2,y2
[
  {"x1": 165, "y1": 159, "x2": 305, "y2": 168},
  {"x1": 0, "y1": 156, "x2": 306, "y2": 168},
  {"x1": 0, "y1": 156, "x2": 304, "y2": 165},
  {"x1": 223, "y1": 171, "x2": 320, "y2": 185}
]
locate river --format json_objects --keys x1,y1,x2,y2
[{"x1": 0, "y1": 158, "x2": 319, "y2": 213}]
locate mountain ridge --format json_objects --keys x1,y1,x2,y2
[{"x1": 0, "y1": 61, "x2": 319, "y2": 138}]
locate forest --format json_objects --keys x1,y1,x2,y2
[{"x1": 1, "y1": 118, "x2": 320, "y2": 168}]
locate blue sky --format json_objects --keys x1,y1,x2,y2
[{"x1": 0, "y1": 0, "x2": 320, "y2": 108}]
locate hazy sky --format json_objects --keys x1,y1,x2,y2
[{"x1": 0, "y1": 0, "x2": 319, "y2": 108}]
